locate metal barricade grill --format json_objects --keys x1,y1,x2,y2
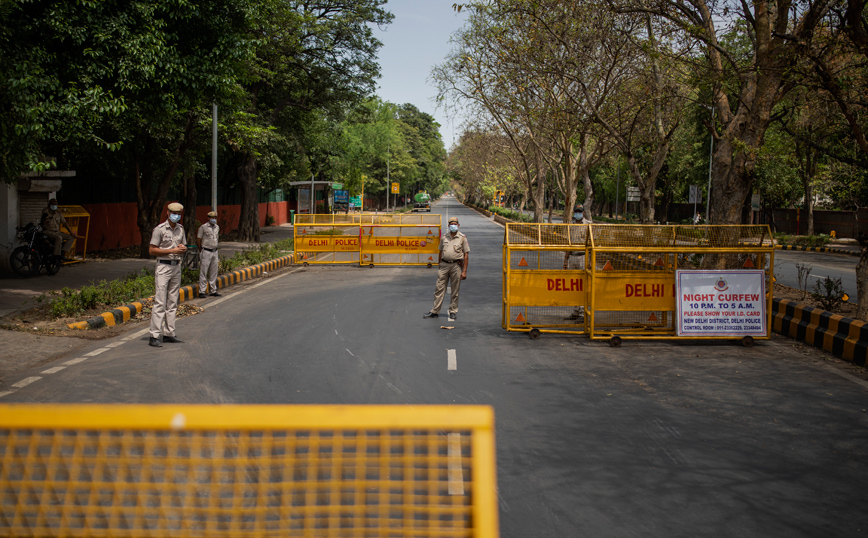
[
  {"x1": 294, "y1": 214, "x2": 441, "y2": 266},
  {"x1": 503, "y1": 223, "x2": 775, "y2": 341},
  {"x1": 0, "y1": 405, "x2": 499, "y2": 538}
]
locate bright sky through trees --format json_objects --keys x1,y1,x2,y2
[{"x1": 372, "y1": 0, "x2": 468, "y2": 149}]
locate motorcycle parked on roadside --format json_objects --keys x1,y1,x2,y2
[{"x1": 9, "y1": 222, "x2": 62, "y2": 277}]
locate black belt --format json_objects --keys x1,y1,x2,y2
[
  {"x1": 441, "y1": 259, "x2": 462, "y2": 264},
  {"x1": 202, "y1": 247, "x2": 216, "y2": 252},
  {"x1": 159, "y1": 259, "x2": 180, "y2": 265}
]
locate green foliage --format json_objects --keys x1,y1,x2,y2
[
  {"x1": 811, "y1": 276, "x2": 846, "y2": 312},
  {"x1": 218, "y1": 238, "x2": 293, "y2": 273},
  {"x1": 488, "y1": 205, "x2": 532, "y2": 222},
  {"x1": 773, "y1": 233, "x2": 831, "y2": 248}
]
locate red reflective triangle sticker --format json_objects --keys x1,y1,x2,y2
[
  {"x1": 518, "y1": 257, "x2": 528, "y2": 267},
  {"x1": 743, "y1": 257, "x2": 755, "y2": 268},
  {"x1": 515, "y1": 313, "x2": 526, "y2": 323},
  {"x1": 654, "y1": 257, "x2": 665, "y2": 266},
  {"x1": 648, "y1": 313, "x2": 658, "y2": 322},
  {"x1": 602, "y1": 261, "x2": 614, "y2": 271}
]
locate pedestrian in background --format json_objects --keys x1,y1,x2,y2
[
  {"x1": 40, "y1": 198, "x2": 75, "y2": 261},
  {"x1": 197, "y1": 210, "x2": 221, "y2": 298},
  {"x1": 148, "y1": 202, "x2": 186, "y2": 347},
  {"x1": 423, "y1": 216, "x2": 470, "y2": 323}
]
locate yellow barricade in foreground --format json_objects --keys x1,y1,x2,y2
[
  {"x1": 504, "y1": 223, "x2": 775, "y2": 345},
  {"x1": 294, "y1": 214, "x2": 442, "y2": 266},
  {"x1": 0, "y1": 404, "x2": 499, "y2": 538}
]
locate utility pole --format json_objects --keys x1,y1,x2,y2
[{"x1": 211, "y1": 104, "x2": 217, "y2": 211}]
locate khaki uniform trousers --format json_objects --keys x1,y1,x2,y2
[
  {"x1": 432, "y1": 261, "x2": 463, "y2": 315},
  {"x1": 150, "y1": 262, "x2": 181, "y2": 339},
  {"x1": 199, "y1": 249, "x2": 219, "y2": 294},
  {"x1": 45, "y1": 231, "x2": 75, "y2": 256}
]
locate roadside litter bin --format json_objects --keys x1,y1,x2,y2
[{"x1": 290, "y1": 210, "x2": 295, "y2": 225}]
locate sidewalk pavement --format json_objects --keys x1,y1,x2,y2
[{"x1": 0, "y1": 224, "x2": 295, "y2": 318}]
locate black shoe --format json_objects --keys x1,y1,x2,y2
[
  {"x1": 162, "y1": 336, "x2": 184, "y2": 343},
  {"x1": 198, "y1": 292, "x2": 207, "y2": 298},
  {"x1": 149, "y1": 337, "x2": 163, "y2": 347},
  {"x1": 423, "y1": 311, "x2": 439, "y2": 318},
  {"x1": 210, "y1": 292, "x2": 222, "y2": 297},
  {"x1": 448, "y1": 314, "x2": 457, "y2": 322}
]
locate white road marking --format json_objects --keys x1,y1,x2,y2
[
  {"x1": 123, "y1": 328, "x2": 150, "y2": 341},
  {"x1": 63, "y1": 357, "x2": 89, "y2": 366},
  {"x1": 85, "y1": 348, "x2": 109, "y2": 357},
  {"x1": 104, "y1": 341, "x2": 124, "y2": 348},
  {"x1": 346, "y1": 349, "x2": 355, "y2": 357},
  {"x1": 206, "y1": 268, "x2": 297, "y2": 308},
  {"x1": 447, "y1": 433, "x2": 465, "y2": 495},
  {"x1": 0, "y1": 391, "x2": 14, "y2": 399},
  {"x1": 41, "y1": 366, "x2": 66, "y2": 374},
  {"x1": 12, "y1": 377, "x2": 41, "y2": 389},
  {"x1": 822, "y1": 365, "x2": 868, "y2": 390},
  {"x1": 448, "y1": 349, "x2": 457, "y2": 370}
]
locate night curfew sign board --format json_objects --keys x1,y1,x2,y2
[{"x1": 676, "y1": 270, "x2": 767, "y2": 336}]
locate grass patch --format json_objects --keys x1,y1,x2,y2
[
  {"x1": 40, "y1": 237, "x2": 294, "y2": 319},
  {"x1": 773, "y1": 233, "x2": 832, "y2": 248},
  {"x1": 487, "y1": 206, "x2": 533, "y2": 222}
]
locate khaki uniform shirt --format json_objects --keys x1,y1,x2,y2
[
  {"x1": 440, "y1": 231, "x2": 470, "y2": 262},
  {"x1": 41, "y1": 207, "x2": 67, "y2": 232},
  {"x1": 150, "y1": 221, "x2": 186, "y2": 261},
  {"x1": 197, "y1": 223, "x2": 220, "y2": 249}
]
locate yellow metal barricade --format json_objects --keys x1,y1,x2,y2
[
  {"x1": 588, "y1": 224, "x2": 774, "y2": 344},
  {"x1": 58, "y1": 205, "x2": 90, "y2": 264},
  {"x1": 359, "y1": 214, "x2": 441, "y2": 266},
  {"x1": 502, "y1": 223, "x2": 590, "y2": 335},
  {"x1": 503, "y1": 223, "x2": 775, "y2": 344},
  {"x1": 294, "y1": 214, "x2": 360, "y2": 264},
  {"x1": 0, "y1": 404, "x2": 499, "y2": 538}
]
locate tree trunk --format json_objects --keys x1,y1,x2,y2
[
  {"x1": 237, "y1": 153, "x2": 260, "y2": 242},
  {"x1": 857, "y1": 244, "x2": 868, "y2": 321},
  {"x1": 182, "y1": 171, "x2": 197, "y2": 235}
]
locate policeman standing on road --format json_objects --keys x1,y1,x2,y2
[
  {"x1": 41, "y1": 198, "x2": 76, "y2": 261},
  {"x1": 197, "y1": 210, "x2": 221, "y2": 298},
  {"x1": 148, "y1": 202, "x2": 187, "y2": 347},
  {"x1": 423, "y1": 216, "x2": 470, "y2": 323},
  {"x1": 563, "y1": 205, "x2": 592, "y2": 321}
]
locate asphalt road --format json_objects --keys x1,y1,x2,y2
[
  {"x1": 774, "y1": 249, "x2": 859, "y2": 301},
  {"x1": 4, "y1": 195, "x2": 868, "y2": 537}
]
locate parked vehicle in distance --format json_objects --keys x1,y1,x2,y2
[
  {"x1": 9, "y1": 222, "x2": 62, "y2": 277},
  {"x1": 413, "y1": 192, "x2": 431, "y2": 212}
]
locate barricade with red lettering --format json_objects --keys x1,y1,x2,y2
[
  {"x1": 294, "y1": 214, "x2": 361, "y2": 264},
  {"x1": 359, "y1": 214, "x2": 441, "y2": 266},
  {"x1": 503, "y1": 223, "x2": 775, "y2": 345}
]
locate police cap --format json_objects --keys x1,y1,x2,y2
[
  {"x1": 167, "y1": 202, "x2": 184, "y2": 212},
  {"x1": 448, "y1": 217, "x2": 459, "y2": 224},
  {"x1": 207, "y1": 211, "x2": 217, "y2": 218}
]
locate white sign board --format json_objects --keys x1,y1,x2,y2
[
  {"x1": 689, "y1": 185, "x2": 702, "y2": 204},
  {"x1": 676, "y1": 270, "x2": 767, "y2": 337},
  {"x1": 626, "y1": 187, "x2": 640, "y2": 202}
]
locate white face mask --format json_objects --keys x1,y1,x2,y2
[
  {"x1": 169, "y1": 213, "x2": 181, "y2": 224},
  {"x1": 49, "y1": 205, "x2": 58, "y2": 211},
  {"x1": 209, "y1": 219, "x2": 217, "y2": 225},
  {"x1": 574, "y1": 212, "x2": 583, "y2": 221},
  {"x1": 449, "y1": 224, "x2": 458, "y2": 233}
]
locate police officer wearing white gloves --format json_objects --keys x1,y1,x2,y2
[
  {"x1": 148, "y1": 202, "x2": 187, "y2": 347},
  {"x1": 197, "y1": 210, "x2": 221, "y2": 298}
]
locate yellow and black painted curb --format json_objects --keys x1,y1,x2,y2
[
  {"x1": 67, "y1": 254, "x2": 294, "y2": 330},
  {"x1": 775, "y1": 244, "x2": 860, "y2": 257},
  {"x1": 773, "y1": 298, "x2": 867, "y2": 366}
]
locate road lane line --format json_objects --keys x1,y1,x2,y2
[
  {"x1": 447, "y1": 433, "x2": 464, "y2": 495},
  {"x1": 822, "y1": 365, "x2": 868, "y2": 390},
  {"x1": 447, "y1": 349, "x2": 457, "y2": 370},
  {"x1": 123, "y1": 328, "x2": 150, "y2": 341},
  {"x1": 12, "y1": 377, "x2": 41, "y2": 389},
  {"x1": 85, "y1": 348, "x2": 109, "y2": 357},
  {"x1": 0, "y1": 391, "x2": 15, "y2": 399},
  {"x1": 206, "y1": 268, "x2": 297, "y2": 308},
  {"x1": 41, "y1": 366, "x2": 66, "y2": 374},
  {"x1": 63, "y1": 357, "x2": 89, "y2": 366}
]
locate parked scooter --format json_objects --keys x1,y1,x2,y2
[{"x1": 9, "y1": 222, "x2": 62, "y2": 277}]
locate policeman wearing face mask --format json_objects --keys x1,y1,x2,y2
[
  {"x1": 563, "y1": 205, "x2": 591, "y2": 321},
  {"x1": 148, "y1": 202, "x2": 187, "y2": 347},
  {"x1": 197, "y1": 211, "x2": 221, "y2": 298},
  {"x1": 423, "y1": 216, "x2": 470, "y2": 323}
]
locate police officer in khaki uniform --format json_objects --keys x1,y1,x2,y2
[
  {"x1": 197, "y1": 210, "x2": 221, "y2": 298},
  {"x1": 41, "y1": 198, "x2": 75, "y2": 260},
  {"x1": 148, "y1": 202, "x2": 187, "y2": 347},
  {"x1": 423, "y1": 216, "x2": 470, "y2": 323}
]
